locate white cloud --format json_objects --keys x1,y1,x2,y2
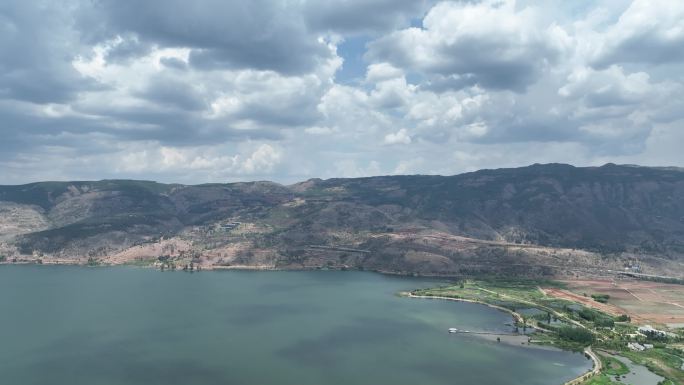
[
  {"x1": 369, "y1": 77, "x2": 414, "y2": 109},
  {"x1": 383, "y1": 128, "x2": 412, "y2": 145},
  {"x1": 366, "y1": 0, "x2": 570, "y2": 91},
  {"x1": 115, "y1": 143, "x2": 281, "y2": 179},
  {"x1": 240, "y1": 144, "x2": 282, "y2": 174},
  {"x1": 393, "y1": 157, "x2": 424, "y2": 174},
  {"x1": 2, "y1": 0, "x2": 684, "y2": 185},
  {"x1": 590, "y1": 0, "x2": 684, "y2": 66},
  {"x1": 365, "y1": 62, "x2": 404, "y2": 83},
  {"x1": 559, "y1": 65, "x2": 654, "y2": 107},
  {"x1": 332, "y1": 160, "x2": 382, "y2": 178}
]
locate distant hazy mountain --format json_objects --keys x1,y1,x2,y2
[{"x1": 1, "y1": 164, "x2": 683, "y2": 277}]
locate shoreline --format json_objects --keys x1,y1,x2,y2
[
  {"x1": 563, "y1": 347, "x2": 601, "y2": 385},
  {"x1": 0, "y1": 260, "x2": 636, "y2": 280},
  {"x1": 405, "y1": 293, "x2": 525, "y2": 324},
  {"x1": 0, "y1": 261, "x2": 475, "y2": 279},
  {"x1": 406, "y1": 293, "x2": 601, "y2": 385},
  {"x1": 2, "y1": 262, "x2": 607, "y2": 384}
]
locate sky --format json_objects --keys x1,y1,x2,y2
[{"x1": 1, "y1": 0, "x2": 683, "y2": 185}]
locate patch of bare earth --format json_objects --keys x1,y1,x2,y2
[
  {"x1": 101, "y1": 238, "x2": 192, "y2": 265},
  {"x1": 404, "y1": 251, "x2": 456, "y2": 270},
  {"x1": 196, "y1": 236, "x2": 278, "y2": 269},
  {"x1": 378, "y1": 230, "x2": 624, "y2": 274},
  {"x1": 0, "y1": 202, "x2": 49, "y2": 239},
  {"x1": 543, "y1": 279, "x2": 684, "y2": 327},
  {"x1": 541, "y1": 287, "x2": 629, "y2": 318}
]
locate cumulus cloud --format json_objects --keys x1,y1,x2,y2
[
  {"x1": 383, "y1": 128, "x2": 412, "y2": 145},
  {"x1": 116, "y1": 142, "x2": 283, "y2": 181},
  {"x1": 303, "y1": 0, "x2": 426, "y2": 35},
  {"x1": 0, "y1": 0, "x2": 683, "y2": 184},
  {"x1": 366, "y1": 0, "x2": 571, "y2": 92},
  {"x1": 590, "y1": 0, "x2": 684, "y2": 67},
  {"x1": 76, "y1": 0, "x2": 332, "y2": 75},
  {"x1": 559, "y1": 66, "x2": 654, "y2": 107},
  {"x1": 240, "y1": 144, "x2": 282, "y2": 174},
  {"x1": 365, "y1": 62, "x2": 404, "y2": 83},
  {"x1": 333, "y1": 160, "x2": 382, "y2": 178}
]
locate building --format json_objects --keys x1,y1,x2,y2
[
  {"x1": 638, "y1": 325, "x2": 674, "y2": 338},
  {"x1": 219, "y1": 222, "x2": 241, "y2": 231},
  {"x1": 627, "y1": 342, "x2": 645, "y2": 351}
]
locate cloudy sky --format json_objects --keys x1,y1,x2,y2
[{"x1": 1, "y1": 0, "x2": 683, "y2": 184}]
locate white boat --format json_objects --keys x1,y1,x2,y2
[{"x1": 448, "y1": 328, "x2": 458, "y2": 333}]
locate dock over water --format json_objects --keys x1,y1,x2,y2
[{"x1": 448, "y1": 328, "x2": 520, "y2": 336}]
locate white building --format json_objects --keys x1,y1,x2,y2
[
  {"x1": 627, "y1": 342, "x2": 645, "y2": 351},
  {"x1": 638, "y1": 325, "x2": 675, "y2": 338}
]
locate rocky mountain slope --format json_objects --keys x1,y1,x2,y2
[{"x1": 1, "y1": 164, "x2": 683, "y2": 277}]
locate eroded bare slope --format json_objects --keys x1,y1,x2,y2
[{"x1": 1, "y1": 164, "x2": 683, "y2": 277}]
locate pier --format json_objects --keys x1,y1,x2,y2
[{"x1": 448, "y1": 328, "x2": 521, "y2": 336}]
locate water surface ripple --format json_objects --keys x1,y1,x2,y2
[{"x1": 0, "y1": 266, "x2": 591, "y2": 385}]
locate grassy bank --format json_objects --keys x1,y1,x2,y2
[{"x1": 410, "y1": 279, "x2": 684, "y2": 384}]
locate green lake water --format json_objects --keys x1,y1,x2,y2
[{"x1": 0, "y1": 266, "x2": 591, "y2": 385}]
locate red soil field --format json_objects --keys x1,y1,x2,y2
[{"x1": 542, "y1": 279, "x2": 684, "y2": 327}]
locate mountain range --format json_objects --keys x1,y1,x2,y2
[{"x1": 1, "y1": 163, "x2": 683, "y2": 277}]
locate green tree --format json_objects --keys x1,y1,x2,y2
[{"x1": 558, "y1": 326, "x2": 594, "y2": 344}]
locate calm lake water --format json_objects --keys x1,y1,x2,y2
[
  {"x1": 611, "y1": 355, "x2": 664, "y2": 385},
  {"x1": 0, "y1": 266, "x2": 591, "y2": 385}
]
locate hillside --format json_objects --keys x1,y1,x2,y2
[{"x1": 1, "y1": 163, "x2": 683, "y2": 277}]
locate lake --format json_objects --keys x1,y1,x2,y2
[{"x1": 0, "y1": 266, "x2": 591, "y2": 385}]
